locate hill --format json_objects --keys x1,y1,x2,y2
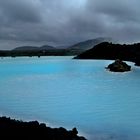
[
  {"x1": 39, "y1": 45, "x2": 56, "y2": 50},
  {"x1": 13, "y1": 45, "x2": 56, "y2": 51},
  {"x1": 13, "y1": 46, "x2": 39, "y2": 51},
  {"x1": 0, "y1": 38, "x2": 112, "y2": 57},
  {"x1": 67, "y1": 37, "x2": 112, "y2": 54},
  {"x1": 74, "y1": 42, "x2": 140, "y2": 66}
]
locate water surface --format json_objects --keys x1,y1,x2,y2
[{"x1": 0, "y1": 56, "x2": 140, "y2": 140}]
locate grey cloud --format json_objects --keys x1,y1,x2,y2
[
  {"x1": 88, "y1": 0, "x2": 140, "y2": 22},
  {"x1": 0, "y1": 0, "x2": 41, "y2": 23},
  {"x1": 86, "y1": 0, "x2": 140, "y2": 42},
  {"x1": 0, "y1": 0, "x2": 140, "y2": 49}
]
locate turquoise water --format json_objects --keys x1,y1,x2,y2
[{"x1": 0, "y1": 56, "x2": 140, "y2": 140}]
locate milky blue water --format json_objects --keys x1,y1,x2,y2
[{"x1": 0, "y1": 56, "x2": 140, "y2": 140}]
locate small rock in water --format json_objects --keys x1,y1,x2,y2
[{"x1": 106, "y1": 59, "x2": 131, "y2": 72}]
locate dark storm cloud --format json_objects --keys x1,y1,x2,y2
[
  {"x1": 0, "y1": 0, "x2": 140, "y2": 49},
  {"x1": 0, "y1": 0, "x2": 41, "y2": 23},
  {"x1": 89, "y1": 0, "x2": 140, "y2": 23},
  {"x1": 86, "y1": 0, "x2": 140, "y2": 42}
]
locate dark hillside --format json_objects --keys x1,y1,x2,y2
[{"x1": 74, "y1": 42, "x2": 140, "y2": 65}]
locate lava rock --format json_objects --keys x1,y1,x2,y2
[{"x1": 106, "y1": 59, "x2": 131, "y2": 72}]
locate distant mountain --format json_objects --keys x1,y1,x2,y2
[
  {"x1": 10, "y1": 45, "x2": 69, "y2": 57},
  {"x1": 68, "y1": 37, "x2": 112, "y2": 51},
  {"x1": 40, "y1": 45, "x2": 56, "y2": 50},
  {"x1": 13, "y1": 46, "x2": 39, "y2": 51},
  {"x1": 9, "y1": 38, "x2": 112, "y2": 56},
  {"x1": 57, "y1": 45, "x2": 69, "y2": 49},
  {"x1": 13, "y1": 45, "x2": 56, "y2": 51}
]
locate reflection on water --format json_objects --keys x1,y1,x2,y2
[{"x1": 0, "y1": 56, "x2": 140, "y2": 140}]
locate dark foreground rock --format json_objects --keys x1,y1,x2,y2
[
  {"x1": 134, "y1": 56, "x2": 140, "y2": 66},
  {"x1": 106, "y1": 59, "x2": 131, "y2": 72},
  {"x1": 0, "y1": 116, "x2": 87, "y2": 140}
]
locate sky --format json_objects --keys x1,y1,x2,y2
[{"x1": 0, "y1": 0, "x2": 140, "y2": 49}]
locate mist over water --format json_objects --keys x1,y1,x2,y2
[{"x1": 0, "y1": 56, "x2": 140, "y2": 140}]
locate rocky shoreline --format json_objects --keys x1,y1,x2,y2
[{"x1": 0, "y1": 116, "x2": 87, "y2": 140}]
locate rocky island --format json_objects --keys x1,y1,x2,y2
[{"x1": 106, "y1": 59, "x2": 131, "y2": 72}]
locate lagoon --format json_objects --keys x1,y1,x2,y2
[{"x1": 0, "y1": 56, "x2": 140, "y2": 140}]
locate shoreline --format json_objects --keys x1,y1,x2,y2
[{"x1": 0, "y1": 116, "x2": 87, "y2": 140}]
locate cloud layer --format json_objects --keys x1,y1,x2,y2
[{"x1": 0, "y1": 0, "x2": 140, "y2": 49}]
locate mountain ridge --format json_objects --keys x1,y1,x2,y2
[
  {"x1": 13, "y1": 45, "x2": 56, "y2": 51},
  {"x1": 0, "y1": 37, "x2": 113, "y2": 56},
  {"x1": 68, "y1": 37, "x2": 112, "y2": 51},
  {"x1": 12, "y1": 37, "x2": 111, "y2": 52}
]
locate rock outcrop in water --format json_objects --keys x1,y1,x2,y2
[
  {"x1": 0, "y1": 116, "x2": 86, "y2": 140},
  {"x1": 106, "y1": 59, "x2": 131, "y2": 72}
]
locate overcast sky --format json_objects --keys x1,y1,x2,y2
[{"x1": 0, "y1": 0, "x2": 140, "y2": 49}]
